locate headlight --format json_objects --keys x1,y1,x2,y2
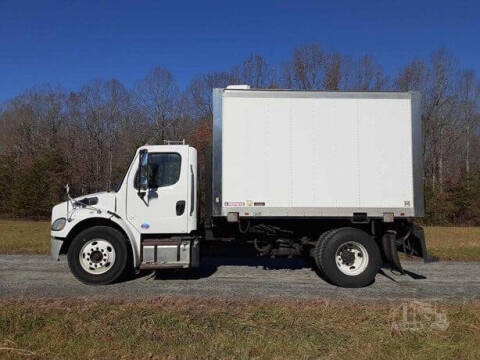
[{"x1": 51, "y1": 218, "x2": 67, "y2": 231}]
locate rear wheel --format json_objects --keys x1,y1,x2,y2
[
  {"x1": 68, "y1": 226, "x2": 128, "y2": 285},
  {"x1": 315, "y1": 227, "x2": 381, "y2": 288},
  {"x1": 313, "y1": 229, "x2": 335, "y2": 275}
]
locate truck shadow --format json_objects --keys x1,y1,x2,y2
[
  {"x1": 149, "y1": 256, "x2": 427, "y2": 283},
  {"x1": 378, "y1": 267, "x2": 427, "y2": 282},
  {"x1": 132, "y1": 243, "x2": 427, "y2": 283},
  {"x1": 152, "y1": 255, "x2": 313, "y2": 280}
]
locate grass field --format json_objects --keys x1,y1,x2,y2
[
  {"x1": 423, "y1": 226, "x2": 480, "y2": 261},
  {"x1": 0, "y1": 298, "x2": 479, "y2": 360},
  {"x1": 0, "y1": 220, "x2": 50, "y2": 254},
  {"x1": 0, "y1": 219, "x2": 479, "y2": 261},
  {"x1": 0, "y1": 223, "x2": 479, "y2": 359}
]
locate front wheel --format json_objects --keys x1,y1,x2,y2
[
  {"x1": 314, "y1": 227, "x2": 381, "y2": 288},
  {"x1": 67, "y1": 226, "x2": 128, "y2": 285}
]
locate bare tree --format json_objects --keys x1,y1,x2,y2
[
  {"x1": 186, "y1": 71, "x2": 235, "y2": 120},
  {"x1": 395, "y1": 59, "x2": 426, "y2": 91},
  {"x1": 232, "y1": 54, "x2": 272, "y2": 88},
  {"x1": 457, "y1": 70, "x2": 480, "y2": 174},
  {"x1": 135, "y1": 67, "x2": 179, "y2": 142},
  {"x1": 70, "y1": 79, "x2": 132, "y2": 191},
  {"x1": 348, "y1": 55, "x2": 387, "y2": 91},
  {"x1": 0, "y1": 44, "x2": 479, "y2": 223},
  {"x1": 323, "y1": 52, "x2": 342, "y2": 90},
  {"x1": 283, "y1": 44, "x2": 325, "y2": 90},
  {"x1": 422, "y1": 49, "x2": 461, "y2": 191}
]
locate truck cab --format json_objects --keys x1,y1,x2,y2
[{"x1": 50, "y1": 143, "x2": 199, "y2": 285}]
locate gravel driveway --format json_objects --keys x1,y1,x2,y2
[{"x1": 0, "y1": 255, "x2": 479, "y2": 303}]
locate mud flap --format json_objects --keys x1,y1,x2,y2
[
  {"x1": 381, "y1": 231, "x2": 404, "y2": 273},
  {"x1": 381, "y1": 224, "x2": 438, "y2": 274},
  {"x1": 404, "y1": 224, "x2": 438, "y2": 263}
]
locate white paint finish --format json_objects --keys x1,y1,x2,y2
[
  {"x1": 126, "y1": 145, "x2": 190, "y2": 234},
  {"x1": 221, "y1": 91, "x2": 419, "y2": 217},
  {"x1": 294, "y1": 98, "x2": 359, "y2": 208},
  {"x1": 356, "y1": 98, "x2": 413, "y2": 208},
  {"x1": 50, "y1": 144, "x2": 194, "y2": 269},
  {"x1": 79, "y1": 238, "x2": 116, "y2": 275},
  {"x1": 226, "y1": 85, "x2": 251, "y2": 89},
  {"x1": 50, "y1": 197, "x2": 141, "y2": 267},
  {"x1": 335, "y1": 241, "x2": 369, "y2": 276}
]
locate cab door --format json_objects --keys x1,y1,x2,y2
[{"x1": 126, "y1": 146, "x2": 189, "y2": 234}]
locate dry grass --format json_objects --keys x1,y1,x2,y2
[
  {"x1": 0, "y1": 219, "x2": 50, "y2": 254},
  {"x1": 0, "y1": 298, "x2": 478, "y2": 360},
  {"x1": 0, "y1": 220, "x2": 479, "y2": 261},
  {"x1": 424, "y1": 226, "x2": 480, "y2": 261}
]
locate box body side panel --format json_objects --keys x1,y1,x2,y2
[
  {"x1": 356, "y1": 98, "x2": 413, "y2": 209},
  {"x1": 217, "y1": 90, "x2": 419, "y2": 218}
]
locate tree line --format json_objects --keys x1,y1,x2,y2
[{"x1": 0, "y1": 44, "x2": 479, "y2": 224}]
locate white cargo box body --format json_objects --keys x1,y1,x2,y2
[{"x1": 211, "y1": 89, "x2": 424, "y2": 218}]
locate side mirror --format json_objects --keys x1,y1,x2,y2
[{"x1": 138, "y1": 149, "x2": 149, "y2": 196}]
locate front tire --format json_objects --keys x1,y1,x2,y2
[
  {"x1": 68, "y1": 226, "x2": 128, "y2": 285},
  {"x1": 315, "y1": 227, "x2": 381, "y2": 288}
]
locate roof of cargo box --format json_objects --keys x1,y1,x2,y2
[{"x1": 221, "y1": 86, "x2": 418, "y2": 99}]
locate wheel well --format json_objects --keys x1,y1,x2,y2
[{"x1": 61, "y1": 218, "x2": 132, "y2": 259}]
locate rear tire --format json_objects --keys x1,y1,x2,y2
[
  {"x1": 315, "y1": 227, "x2": 381, "y2": 288},
  {"x1": 313, "y1": 229, "x2": 335, "y2": 275},
  {"x1": 68, "y1": 226, "x2": 128, "y2": 285}
]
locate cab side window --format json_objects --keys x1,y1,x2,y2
[{"x1": 135, "y1": 153, "x2": 181, "y2": 188}]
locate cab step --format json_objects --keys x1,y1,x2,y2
[{"x1": 139, "y1": 237, "x2": 200, "y2": 270}]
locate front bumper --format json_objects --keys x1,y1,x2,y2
[{"x1": 51, "y1": 237, "x2": 64, "y2": 261}]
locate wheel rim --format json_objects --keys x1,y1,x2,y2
[
  {"x1": 335, "y1": 241, "x2": 369, "y2": 276},
  {"x1": 79, "y1": 239, "x2": 116, "y2": 275}
]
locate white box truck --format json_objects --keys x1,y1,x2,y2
[{"x1": 50, "y1": 86, "x2": 434, "y2": 288}]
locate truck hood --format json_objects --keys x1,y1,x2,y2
[{"x1": 51, "y1": 192, "x2": 116, "y2": 223}]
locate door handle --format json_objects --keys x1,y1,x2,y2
[{"x1": 176, "y1": 200, "x2": 186, "y2": 216}]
